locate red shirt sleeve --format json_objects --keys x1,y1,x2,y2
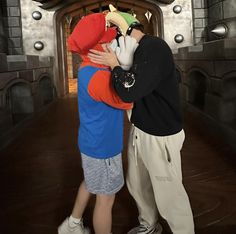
[{"x1": 88, "y1": 70, "x2": 133, "y2": 110}]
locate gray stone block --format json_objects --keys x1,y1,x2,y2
[
  {"x1": 26, "y1": 55, "x2": 40, "y2": 69},
  {"x1": 13, "y1": 47, "x2": 23, "y2": 55},
  {"x1": 0, "y1": 71, "x2": 18, "y2": 90},
  {"x1": 193, "y1": 0, "x2": 203, "y2": 8},
  {"x1": 221, "y1": 76, "x2": 236, "y2": 100},
  {"x1": 176, "y1": 45, "x2": 208, "y2": 60},
  {"x1": 6, "y1": 16, "x2": 20, "y2": 27},
  {"x1": 8, "y1": 37, "x2": 21, "y2": 47},
  {"x1": 19, "y1": 70, "x2": 34, "y2": 82},
  {"x1": 175, "y1": 58, "x2": 215, "y2": 77},
  {"x1": 174, "y1": 60, "x2": 186, "y2": 73},
  {"x1": 5, "y1": 0, "x2": 19, "y2": 7},
  {"x1": 0, "y1": 53, "x2": 8, "y2": 72},
  {"x1": 7, "y1": 47, "x2": 23, "y2": 55},
  {"x1": 203, "y1": 0, "x2": 208, "y2": 8},
  {"x1": 194, "y1": 19, "x2": 204, "y2": 28},
  {"x1": 223, "y1": 0, "x2": 236, "y2": 18},
  {"x1": 188, "y1": 44, "x2": 204, "y2": 52},
  {"x1": 10, "y1": 27, "x2": 21, "y2": 37},
  {"x1": 207, "y1": 0, "x2": 222, "y2": 7},
  {"x1": 203, "y1": 18, "x2": 208, "y2": 27},
  {"x1": 180, "y1": 72, "x2": 188, "y2": 85},
  {"x1": 208, "y1": 2, "x2": 223, "y2": 24},
  {"x1": 7, "y1": 60, "x2": 26, "y2": 70},
  {"x1": 34, "y1": 68, "x2": 52, "y2": 81},
  {"x1": 224, "y1": 39, "x2": 236, "y2": 58},
  {"x1": 34, "y1": 68, "x2": 47, "y2": 81},
  {"x1": 202, "y1": 39, "x2": 236, "y2": 59},
  {"x1": 8, "y1": 48, "x2": 15, "y2": 55},
  {"x1": 9, "y1": 7, "x2": 20, "y2": 17},
  {"x1": 227, "y1": 20, "x2": 236, "y2": 38},
  {"x1": 209, "y1": 77, "x2": 222, "y2": 95},
  {"x1": 204, "y1": 41, "x2": 225, "y2": 58},
  {"x1": 39, "y1": 56, "x2": 54, "y2": 67},
  {"x1": 214, "y1": 61, "x2": 236, "y2": 77},
  {"x1": 7, "y1": 55, "x2": 40, "y2": 71},
  {"x1": 195, "y1": 28, "x2": 205, "y2": 38},
  {"x1": 194, "y1": 8, "x2": 208, "y2": 18},
  {"x1": 224, "y1": 38, "x2": 236, "y2": 48},
  {"x1": 195, "y1": 37, "x2": 205, "y2": 44}
]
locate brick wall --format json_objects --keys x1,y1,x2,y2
[
  {"x1": 192, "y1": 0, "x2": 208, "y2": 44},
  {"x1": 206, "y1": 0, "x2": 236, "y2": 41},
  {"x1": 2, "y1": 0, "x2": 23, "y2": 55},
  {"x1": 207, "y1": 0, "x2": 236, "y2": 25}
]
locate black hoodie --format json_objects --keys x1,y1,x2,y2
[{"x1": 111, "y1": 35, "x2": 182, "y2": 136}]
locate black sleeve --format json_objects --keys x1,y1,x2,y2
[{"x1": 111, "y1": 38, "x2": 174, "y2": 102}]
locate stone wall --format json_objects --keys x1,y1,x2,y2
[
  {"x1": 0, "y1": 54, "x2": 55, "y2": 149},
  {"x1": 2, "y1": 0, "x2": 23, "y2": 55},
  {"x1": 192, "y1": 0, "x2": 208, "y2": 44},
  {"x1": 206, "y1": 0, "x2": 236, "y2": 41},
  {"x1": 174, "y1": 38, "x2": 236, "y2": 150}
]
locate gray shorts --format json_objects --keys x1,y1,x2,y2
[{"x1": 81, "y1": 153, "x2": 124, "y2": 195}]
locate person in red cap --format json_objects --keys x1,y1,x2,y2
[{"x1": 58, "y1": 13, "x2": 132, "y2": 234}]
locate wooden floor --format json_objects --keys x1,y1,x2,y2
[{"x1": 0, "y1": 95, "x2": 236, "y2": 234}]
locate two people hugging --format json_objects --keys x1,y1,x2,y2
[{"x1": 58, "y1": 5, "x2": 195, "y2": 234}]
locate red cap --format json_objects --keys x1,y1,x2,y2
[{"x1": 68, "y1": 13, "x2": 117, "y2": 54}]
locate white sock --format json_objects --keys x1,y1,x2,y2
[{"x1": 68, "y1": 215, "x2": 81, "y2": 228}]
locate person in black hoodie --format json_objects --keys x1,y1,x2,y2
[{"x1": 88, "y1": 17, "x2": 195, "y2": 234}]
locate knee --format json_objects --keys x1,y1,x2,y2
[{"x1": 96, "y1": 194, "x2": 115, "y2": 208}]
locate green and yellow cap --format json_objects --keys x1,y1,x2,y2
[{"x1": 106, "y1": 4, "x2": 143, "y2": 35}]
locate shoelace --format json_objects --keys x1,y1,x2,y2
[
  {"x1": 69, "y1": 219, "x2": 84, "y2": 229},
  {"x1": 137, "y1": 224, "x2": 157, "y2": 234}
]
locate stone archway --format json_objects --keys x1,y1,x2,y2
[
  {"x1": 188, "y1": 71, "x2": 208, "y2": 110},
  {"x1": 53, "y1": 0, "x2": 163, "y2": 96},
  {"x1": 6, "y1": 82, "x2": 33, "y2": 124},
  {"x1": 39, "y1": 76, "x2": 54, "y2": 105}
]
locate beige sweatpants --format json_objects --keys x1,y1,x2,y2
[{"x1": 126, "y1": 125, "x2": 195, "y2": 234}]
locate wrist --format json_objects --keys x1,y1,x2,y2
[{"x1": 111, "y1": 61, "x2": 120, "y2": 70}]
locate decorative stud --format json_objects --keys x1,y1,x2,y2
[
  {"x1": 145, "y1": 11, "x2": 152, "y2": 22},
  {"x1": 174, "y1": 34, "x2": 184, "y2": 43},
  {"x1": 34, "y1": 41, "x2": 44, "y2": 50},
  {"x1": 211, "y1": 24, "x2": 228, "y2": 37},
  {"x1": 32, "y1": 11, "x2": 42, "y2": 20},
  {"x1": 173, "y1": 5, "x2": 182, "y2": 14}
]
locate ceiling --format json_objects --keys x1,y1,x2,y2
[{"x1": 32, "y1": 0, "x2": 174, "y2": 10}]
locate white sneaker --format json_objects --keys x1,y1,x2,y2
[
  {"x1": 58, "y1": 217, "x2": 90, "y2": 234},
  {"x1": 127, "y1": 223, "x2": 163, "y2": 234}
]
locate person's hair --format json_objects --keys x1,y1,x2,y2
[{"x1": 126, "y1": 22, "x2": 144, "y2": 35}]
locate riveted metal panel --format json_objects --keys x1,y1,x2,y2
[{"x1": 21, "y1": 0, "x2": 55, "y2": 56}]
